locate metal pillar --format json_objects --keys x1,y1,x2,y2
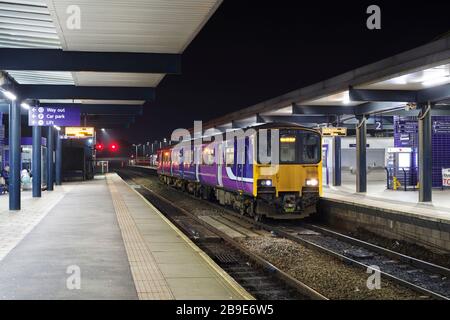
[
  {"x1": 46, "y1": 126, "x2": 54, "y2": 191},
  {"x1": 8, "y1": 100, "x2": 21, "y2": 210},
  {"x1": 356, "y1": 116, "x2": 367, "y2": 193},
  {"x1": 332, "y1": 136, "x2": 342, "y2": 186},
  {"x1": 32, "y1": 125, "x2": 42, "y2": 197},
  {"x1": 55, "y1": 131, "x2": 62, "y2": 185},
  {"x1": 418, "y1": 103, "x2": 432, "y2": 202}
]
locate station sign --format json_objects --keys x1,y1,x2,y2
[
  {"x1": 442, "y1": 168, "x2": 450, "y2": 187},
  {"x1": 28, "y1": 106, "x2": 80, "y2": 127},
  {"x1": 433, "y1": 121, "x2": 450, "y2": 134},
  {"x1": 397, "y1": 120, "x2": 418, "y2": 134},
  {"x1": 321, "y1": 127, "x2": 347, "y2": 137},
  {"x1": 65, "y1": 127, "x2": 95, "y2": 138}
]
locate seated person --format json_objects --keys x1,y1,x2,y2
[{"x1": 21, "y1": 169, "x2": 32, "y2": 191}]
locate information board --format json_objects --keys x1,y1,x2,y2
[
  {"x1": 321, "y1": 127, "x2": 347, "y2": 137},
  {"x1": 28, "y1": 106, "x2": 80, "y2": 127}
]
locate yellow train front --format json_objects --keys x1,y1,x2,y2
[{"x1": 250, "y1": 124, "x2": 322, "y2": 220}]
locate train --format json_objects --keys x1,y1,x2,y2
[{"x1": 157, "y1": 123, "x2": 322, "y2": 220}]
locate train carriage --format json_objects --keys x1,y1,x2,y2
[{"x1": 157, "y1": 123, "x2": 322, "y2": 220}]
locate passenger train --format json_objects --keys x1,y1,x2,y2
[{"x1": 157, "y1": 123, "x2": 322, "y2": 220}]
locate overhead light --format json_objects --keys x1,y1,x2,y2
[
  {"x1": 20, "y1": 102, "x2": 30, "y2": 110},
  {"x1": 422, "y1": 76, "x2": 449, "y2": 87},
  {"x1": 342, "y1": 91, "x2": 351, "y2": 105},
  {"x1": 0, "y1": 89, "x2": 17, "y2": 101},
  {"x1": 54, "y1": 125, "x2": 61, "y2": 131},
  {"x1": 101, "y1": 128, "x2": 106, "y2": 132}
]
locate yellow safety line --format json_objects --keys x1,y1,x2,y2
[
  {"x1": 119, "y1": 175, "x2": 254, "y2": 300},
  {"x1": 107, "y1": 177, "x2": 175, "y2": 300}
]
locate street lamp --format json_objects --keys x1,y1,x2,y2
[{"x1": 132, "y1": 144, "x2": 142, "y2": 161}]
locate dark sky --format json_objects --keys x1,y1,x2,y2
[{"x1": 115, "y1": 0, "x2": 450, "y2": 144}]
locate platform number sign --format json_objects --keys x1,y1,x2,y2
[
  {"x1": 374, "y1": 116, "x2": 383, "y2": 131},
  {"x1": 442, "y1": 168, "x2": 450, "y2": 187}
]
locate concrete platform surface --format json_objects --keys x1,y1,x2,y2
[
  {"x1": 323, "y1": 183, "x2": 450, "y2": 224},
  {"x1": 0, "y1": 174, "x2": 251, "y2": 300}
]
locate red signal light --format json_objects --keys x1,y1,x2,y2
[
  {"x1": 109, "y1": 143, "x2": 119, "y2": 152},
  {"x1": 95, "y1": 143, "x2": 104, "y2": 151}
]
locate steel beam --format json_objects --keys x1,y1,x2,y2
[
  {"x1": 418, "y1": 103, "x2": 432, "y2": 202},
  {"x1": 0, "y1": 48, "x2": 181, "y2": 74},
  {"x1": 351, "y1": 84, "x2": 450, "y2": 104},
  {"x1": 46, "y1": 126, "x2": 54, "y2": 191},
  {"x1": 354, "y1": 102, "x2": 406, "y2": 115},
  {"x1": 32, "y1": 125, "x2": 41, "y2": 198},
  {"x1": 293, "y1": 104, "x2": 355, "y2": 115},
  {"x1": 356, "y1": 116, "x2": 367, "y2": 193},
  {"x1": 349, "y1": 87, "x2": 417, "y2": 102},
  {"x1": 8, "y1": 101, "x2": 21, "y2": 210},
  {"x1": 260, "y1": 115, "x2": 336, "y2": 124},
  {"x1": 18, "y1": 85, "x2": 155, "y2": 100},
  {"x1": 417, "y1": 83, "x2": 450, "y2": 103}
]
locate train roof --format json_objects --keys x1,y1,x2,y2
[{"x1": 157, "y1": 122, "x2": 320, "y2": 152}]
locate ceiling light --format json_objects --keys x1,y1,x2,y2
[
  {"x1": 20, "y1": 102, "x2": 30, "y2": 110},
  {"x1": 1, "y1": 89, "x2": 17, "y2": 101},
  {"x1": 342, "y1": 91, "x2": 351, "y2": 105},
  {"x1": 54, "y1": 125, "x2": 61, "y2": 131},
  {"x1": 422, "y1": 76, "x2": 449, "y2": 87}
]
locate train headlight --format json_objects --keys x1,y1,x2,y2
[
  {"x1": 306, "y1": 178, "x2": 319, "y2": 187},
  {"x1": 259, "y1": 179, "x2": 273, "y2": 187}
]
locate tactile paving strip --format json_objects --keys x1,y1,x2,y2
[{"x1": 107, "y1": 179, "x2": 174, "y2": 300}]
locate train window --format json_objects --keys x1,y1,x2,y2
[
  {"x1": 300, "y1": 133, "x2": 321, "y2": 163},
  {"x1": 277, "y1": 129, "x2": 321, "y2": 164},
  {"x1": 280, "y1": 134, "x2": 296, "y2": 163},
  {"x1": 203, "y1": 147, "x2": 215, "y2": 165},
  {"x1": 225, "y1": 144, "x2": 234, "y2": 166}
]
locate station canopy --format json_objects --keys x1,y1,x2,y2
[
  {"x1": 202, "y1": 35, "x2": 450, "y2": 132},
  {"x1": 0, "y1": 0, "x2": 222, "y2": 128}
]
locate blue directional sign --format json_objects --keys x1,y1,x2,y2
[{"x1": 28, "y1": 106, "x2": 80, "y2": 127}]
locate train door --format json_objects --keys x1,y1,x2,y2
[
  {"x1": 217, "y1": 143, "x2": 223, "y2": 187},
  {"x1": 236, "y1": 137, "x2": 250, "y2": 191}
]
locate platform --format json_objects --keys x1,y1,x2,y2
[
  {"x1": 321, "y1": 183, "x2": 450, "y2": 252},
  {"x1": 0, "y1": 174, "x2": 251, "y2": 300},
  {"x1": 324, "y1": 183, "x2": 450, "y2": 223}
]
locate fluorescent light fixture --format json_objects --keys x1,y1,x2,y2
[
  {"x1": 420, "y1": 67, "x2": 449, "y2": 87},
  {"x1": 342, "y1": 91, "x2": 351, "y2": 105},
  {"x1": 389, "y1": 75, "x2": 409, "y2": 85},
  {"x1": 422, "y1": 76, "x2": 449, "y2": 87},
  {"x1": 54, "y1": 125, "x2": 61, "y2": 131},
  {"x1": 0, "y1": 89, "x2": 17, "y2": 101},
  {"x1": 20, "y1": 102, "x2": 30, "y2": 109}
]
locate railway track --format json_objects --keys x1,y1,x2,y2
[
  {"x1": 210, "y1": 201, "x2": 450, "y2": 300},
  {"x1": 119, "y1": 167, "x2": 450, "y2": 300},
  {"x1": 119, "y1": 169, "x2": 326, "y2": 300}
]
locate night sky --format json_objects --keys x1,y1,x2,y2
[{"x1": 115, "y1": 0, "x2": 450, "y2": 144}]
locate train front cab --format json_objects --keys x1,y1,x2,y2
[{"x1": 253, "y1": 127, "x2": 322, "y2": 219}]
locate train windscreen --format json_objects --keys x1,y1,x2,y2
[{"x1": 278, "y1": 129, "x2": 321, "y2": 164}]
